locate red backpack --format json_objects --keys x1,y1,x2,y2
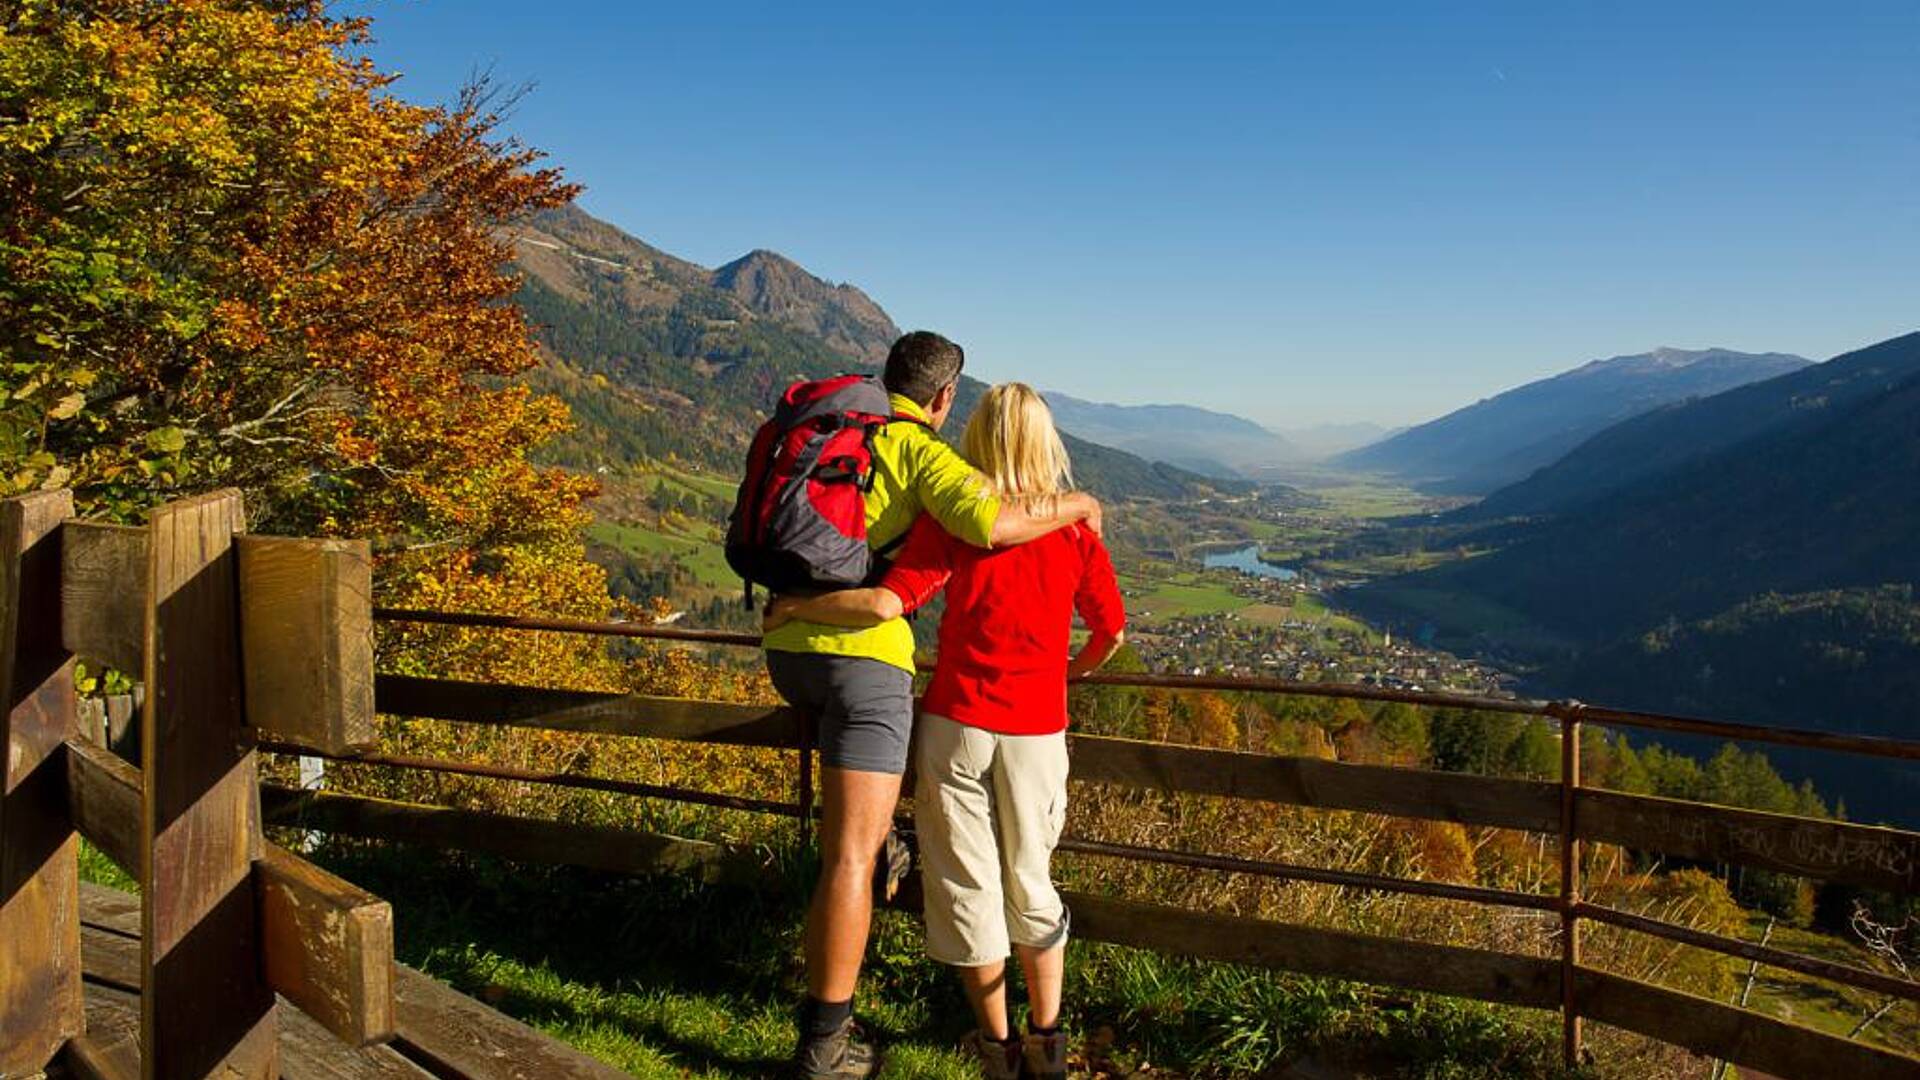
[{"x1": 726, "y1": 375, "x2": 928, "y2": 604}]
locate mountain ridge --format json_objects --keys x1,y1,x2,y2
[
  {"x1": 511, "y1": 204, "x2": 1248, "y2": 503},
  {"x1": 1345, "y1": 331, "x2": 1920, "y2": 825},
  {"x1": 1042, "y1": 392, "x2": 1298, "y2": 478},
  {"x1": 1466, "y1": 332, "x2": 1920, "y2": 521},
  {"x1": 1334, "y1": 347, "x2": 1811, "y2": 494},
  {"x1": 710, "y1": 248, "x2": 899, "y2": 364}
]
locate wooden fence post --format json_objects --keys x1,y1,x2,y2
[
  {"x1": 1556, "y1": 701, "x2": 1584, "y2": 1071},
  {"x1": 141, "y1": 489, "x2": 277, "y2": 1079},
  {"x1": 0, "y1": 490, "x2": 83, "y2": 1075},
  {"x1": 235, "y1": 535, "x2": 375, "y2": 754}
]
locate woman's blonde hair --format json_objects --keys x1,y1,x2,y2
[{"x1": 962, "y1": 382, "x2": 1075, "y2": 517}]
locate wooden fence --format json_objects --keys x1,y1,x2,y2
[
  {"x1": 4, "y1": 490, "x2": 394, "y2": 1078},
  {"x1": 259, "y1": 607, "x2": 1920, "y2": 1080},
  {"x1": 7, "y1": 486, "x2": 1918, "y2": 1079}
]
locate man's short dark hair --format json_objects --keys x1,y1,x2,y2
[{"x1": 883, "y1": 331, "x2": 965, "y2": 406}]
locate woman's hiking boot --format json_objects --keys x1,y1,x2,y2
[
  {"x1": 796, "y1": 1016, "x2": 882, "y2": 1079},
  {"x1": 964, "y1": 1030, "x2": 1024, "y2": 1080},
  {"x1": 1021, "y1": 1030, "x2": 1068, "y2": 1080}
]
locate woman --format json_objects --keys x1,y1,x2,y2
[{"x1": 765, "y1": 382, "x2": 1126, "y2": 1080}]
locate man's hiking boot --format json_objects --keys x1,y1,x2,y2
[
  {"x1": 1022, "y1": 1030, "x2": 1068, "y2": 1080},
  {"x1": 796, "y1": 1016, "x2": 882, "y2": 1079},
  {"x1": 963, "y1": 1030, "x2": 1023, "y2": 1080}
]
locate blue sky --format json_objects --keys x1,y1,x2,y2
[{"x1": 350, "y1": 2, "x2": 1919, "y2": 427}]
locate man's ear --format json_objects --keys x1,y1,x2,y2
[{"x1": 932, "y1": 382, "x2": 957, "y2": 414}]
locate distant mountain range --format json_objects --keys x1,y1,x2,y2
[
  {"x1": 1467, "y1": 333, "x2": 1920, "y2": 521},
  {"x1": 511, "y1": 205, "x2": 1246, "y2": 502},
  {"x1": 1043, "y1": 394, "x2": 1298, "y2": 478},
  {"x1": 1348, "y1": 331, "x2": 1920, "y2": 826},
  {"x1": 1412, "y1": 334, "x2": 1920, "y2": 643},
  {"x1": 1334, "y1": 347, "x2": 1812, "y2": 494}
]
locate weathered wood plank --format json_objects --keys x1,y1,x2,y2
[
  {"x1": 68, "y1": 736, "x2": 142, "y2": 875},
  {"x1": 260, "y1": 785, "x2": 771, "y2": 889},
  {"x1": 1578, "y1": 788, "x2": 1920, "y2": 894},
  {"x1": 1062, "y1": 891, "x2": 1560, "y2": 1009},
  {"x1": 83, "y1": 917, "x2": 143, "y2": 991},
  {"x1": 77, "y1": 913, "x2": 427, "y2": 1080},
  {"x1": 276, "y1": 1006, "x2": 433, "y2": 1080},
  {"x1": 104, "y1": 693, "x2": 137, "y2": 761},
  {"x1": 237, "y1": 536, "x2": 375, "y2": 754},
  {"x1": 141, "y1": 489, "x2": 276, "y2": 1079},
  {"x1": 81, "y1": 879, "x2": 144, "y2": 935},
  {"x1": 391, "y1": 966, "x2": 633, "y2": 1080},
  {"x1": 73, "y1": 982, "x2": 144, "y2": 1080},
  {"x1": 1575, "y1": 965, "x2": 1920, "y2": 1080},
  {"x1": 374, "y1": 673, "x2": 803, "y2": 747},
  {"x1": 63, "y1": 1031, "x2": 141, "y2": 1080},
  {"x1": 60, "y1": 520, "x2": 148, "y2": 675},
  {"x1": 0, "y1": 489, "x2": 82, "y2": 1076},
  {"x1": 1069, "y1": 734, "x2": 1564, "y2": 833},
  {"x1": 258, "y1": 843, "x2": 396, "y2": 1047},
  {"x1": 907, "y1": 873, "x2": 1560, "y2": 1010}
]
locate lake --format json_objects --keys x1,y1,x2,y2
[{"x1": 1202, "y1": 545, "x2": 1299, "y2": 581}]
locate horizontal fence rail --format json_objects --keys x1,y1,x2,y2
[
  {"x1": 366, "y1": 673, "x2": 1919, "y2": 894},
  {"x1": 339, "y1": 607, "x2": 1920, "y2": 1079},
  {"x1": 262, "y1": 778, "x2": 1920, "y2": 1080},
  {"x1": 376, "y1": 607, "x2": 1920, "y2": 760}
]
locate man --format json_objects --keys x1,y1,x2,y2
[{"x1": 764, "y1": 331, "x2": 1101, "y2": 1078}]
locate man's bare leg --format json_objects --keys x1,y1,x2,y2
[{"x1": 806, "y1": 765, "x2": 904, "y2": 1001}]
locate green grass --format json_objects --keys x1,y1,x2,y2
[
  {"x1": 1730, "y1": 918, "x2": 1920, "y2": 1053},
  {"x1": 1309, "y1": 550, "x2": 1461, "y2": 577},
  {"x1": 605, "y1": 463, "x2": 740, "y2": 505},
  {"x1": 588, "y1": 519, "x2": 737, "y2": 592},
  {"x1": 78, "y1": 837, "x2": 138, "y2": 893},
  {"x1": 1293, "y1": 480, "x2": 1447, "y2": 521},
  {"x1": 1289, "y1": 592, "x2": 1376, "y2": 639},
  {"x1": 1120, "y1": 571, "x2": 1253, "y2": 623},
  {"x1": 280, "y1": 840, "x2": 1568, "y2": 1079}
]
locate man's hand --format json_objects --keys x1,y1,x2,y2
[
  {"x1": 762, "y1": 596, "x2": 799, "y2": 633},
  {"x1": 989, "y1": 490, "x2": 1105, "y2": 547},
  {"x1": 1074, "y1": 492, "x2": 1104, "y2": 537}
]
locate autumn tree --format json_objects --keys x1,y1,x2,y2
[{"x1": 1, "y1": 0, "x2": 616, "y2": 662}]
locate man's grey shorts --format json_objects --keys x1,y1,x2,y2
[{"x1": 765, "y1": 652, "x2": 916, "y2": 774}]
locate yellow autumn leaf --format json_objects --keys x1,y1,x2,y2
[{"x1": 49, "y1": 392, "x2": 86, "y2": 420}]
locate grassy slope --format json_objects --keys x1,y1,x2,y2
[
  {"x1": 216, "y1": 839, "x2": 1561, "y2": 1079},
  {"x1": 1120, "y1": 569, "x2": 1252, "y2": 622},
  {"x1": 1738, "y1": 917, "x2": 1920, "y2": 1050},
  {"x1": 72, "y1": 834, "x2": 1915, "y2": 1074}
]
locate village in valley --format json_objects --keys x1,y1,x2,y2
[
  {"x1": 1111, "y1": 487, "x2": 1520, "y2": 697},
  {"x1": 1125, "y1": 561, "x2": 1518, "y2": 696}
]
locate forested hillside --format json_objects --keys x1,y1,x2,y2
[
  {"x1": 512, "y1": 206, "x2": 1248, "y2": 501},
  {"x1": 1399, "y1": 357, "x2": 1920, "y2": 645},
  {"x1": 1350, "y1": 332, "x2": 1920, "y2": 825},
  {"x1": 1548, "y1": 586, "x2": 1920, "y2": 826}
]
